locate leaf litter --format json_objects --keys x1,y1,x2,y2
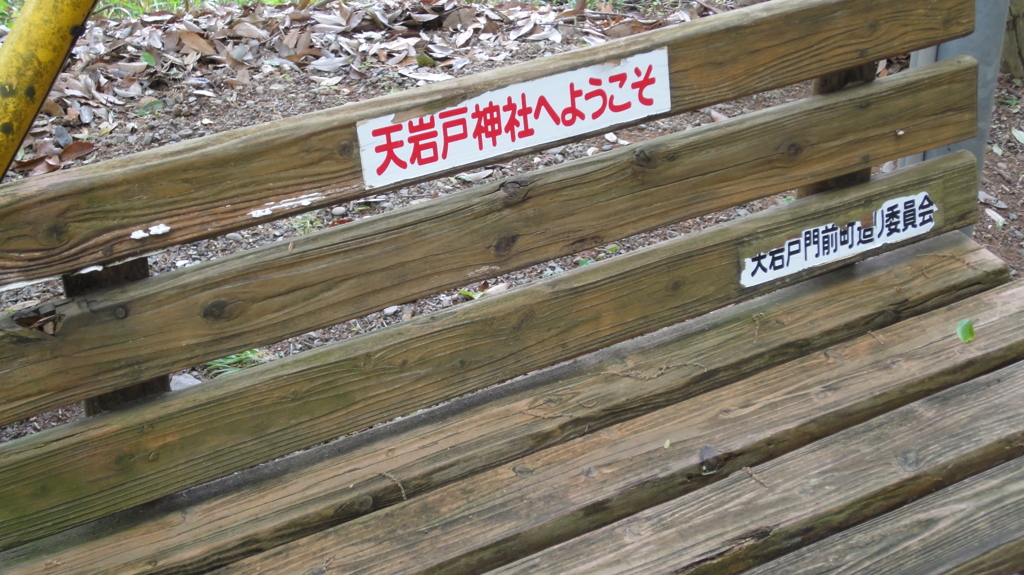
[{"x1": 2, "y1": 0, "x2": 718, "y2": 177}]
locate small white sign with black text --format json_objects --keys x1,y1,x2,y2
[{"x1": 741, "y1": 192, "x2": 937, "y2": 287}]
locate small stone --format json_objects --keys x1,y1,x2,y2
[
  {"x1": 53, "y1": 125, "x2": 73, "y2": 148},
  {"x1": 142, "y1": 134, "x2": 154, "y2": 146},
  {"x1": 383, "y1": 305, "x2": 400, "y2": 317},
  {"x1": 226, "y1": 232, "x2": 244, "y2": 242},
  {"x1": 169, "y1": 133, "x2": 181, "y2": 142},
  {"x1": 246, "y1": 100, "x2": 256, "y2": 107},
  {"x1": 979, "y1": 190, "x2": 1010, "y2": 210},
  {"x1": 1014, "y1": 230, "x2": 1024, "y2": 240},
  {"x1": 601, "y1": 144, "x2": 613, "y2": 151},
  {"x1": 554, "y1": 154, "x2": 565, "y2": 163},
  {"x1": 170, "y1": 373, "x2": 202, "y2": 391},
  {"x1": 735, "y1": 208, "x2": 751, "y2": 217},
  {"x1": 1010, "y1": 213, "x2": 1019, "y2": 221},
  {"x1": 179, "y1": 129, "x2": 193, "y2": 138},
  {"x1": 331, "y1": 206, "x2": 348, "y2": 216}
]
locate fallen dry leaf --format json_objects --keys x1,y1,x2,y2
[
  {"x1": 60, "y1": 141, "x2": 97, "y2": 162},
  {"x1": 178, "y1": 30, "x2": 217, "y2": 55}
]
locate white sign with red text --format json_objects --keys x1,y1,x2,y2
[{"x1": 357, "y1": 48, "x2": 671, "y2": 188}]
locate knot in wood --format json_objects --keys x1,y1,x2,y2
[
  {"x1": 500, "y1": 180, "x2": 529, "y2": 202},
  {"x1": 512, "y1": 464, "x2": 534, "y2": 477},
  {"x1": 634, "y1": 148, "x2": 656, "y2": 168},
  {"x1": 201, "y1": 299, "x2": 245, "y2": 322},
  {"x1": 493, "y1": 234, "x2": 519, "y2": 257},
  {"x1": 336, "y1": 141, "x2": 355, "y2": 158}
]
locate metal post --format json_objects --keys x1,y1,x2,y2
[
  {"x1": 0, "y1": 0, "x2": 99, "y2": 178},
  {"x1": 902, "y1": 0, "x2": 1010, "y2": 186}
]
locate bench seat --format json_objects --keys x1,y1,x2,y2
[{"x1": 4, "y1": 231, "x2": 1021, "y2": 574}]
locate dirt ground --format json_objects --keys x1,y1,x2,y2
[{"x1": 2, "y1": 2, "x2": 1022, "y2": 442}]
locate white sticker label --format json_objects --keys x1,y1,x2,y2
[
  {"x1": 741, "y1": 192, "x2": 938, "y2": 287},
  {"x1": 357, "y1": 49, "x2": 671, "y2": 188}
]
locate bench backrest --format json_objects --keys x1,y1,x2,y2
[{"x1": 0, "y1": 0, "x2": 977, "y2": 552}]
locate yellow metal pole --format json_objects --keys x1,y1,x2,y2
[{"x1": 0, "y1": 0, "x2": 98, "y2": 178}]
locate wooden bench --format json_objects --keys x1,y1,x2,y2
[{"x1": 3, "y1": 0, "x2": 1024, "y2": 572}]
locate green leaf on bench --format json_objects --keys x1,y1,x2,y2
[{"x1": 957, "y1": 318, "x2": 976, "y2": 343}]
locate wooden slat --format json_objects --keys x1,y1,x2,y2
[
  {"x1": 206, "y1": 280, "x2": 1024, "y2": 575},
  {"x1": 940, "y1": 538, "x2": 1024, "y2": 575},
  {"x1": 796, "y1": 61, "x2": 878, "y2": 198},
  {"x1": 486, "y1": 359, "x2": 1024, "y2": 575},
  {"x1": 742, "y1": 456, "x2": 1024, "y2": 575},
  {"x1": 60, "y1": 258, "x2": 171, "y2": 416},
  {"x1": 0, "y1": 232, "x2": 1006, "y2": 575},
  {"x1": 0, "y1": 152, "x2": 981, "y2": 551},
  {"x1": 0, "y1": 58, "x2": 979, "y2": 425},
  {"x1": 0, "y1": 0, "x2": 974, "y2": 286}
]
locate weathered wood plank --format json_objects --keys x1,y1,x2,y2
[
  {"x1": 0, "y1": 0, "x2": 974, "y2": 286},
  {"x1": 206, "y1": 280, "x2": 1024, "y2": 575},
  {"x1": 940, "y1": 537, "x2": 1024, "y2": 575},
  {"x1": 796, "y1": 61, "x2": 877, "y2": 198},
  {"x1": 486, "y1": 358, "x2": 1024, "y2": 575},
  {"x1": 0, "y1": 153, "x2": 981, "y2": 551},
  {"x1": 0, "y1": 232, "x2": 1006, "y2": 575},
  {"x1": 741, "y1": 456, "x2": 1024, "y2": 575},
  {"x1": 0, "y1": 59, "x2": 979, "y2": 425},
  {"x1": 61, "y1": 258, "x2": 171, "y2": 416}
]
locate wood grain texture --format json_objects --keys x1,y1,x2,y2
[
  {"x1": 940, "y1": 537, "x2": 1024, "y2": 575},
  {"x1": 0, "y1": 0, "x2": 974, "y2": 286},
  {"x1": 796, "y1": 61, "x2": 877, "y2": 198},
  {"x1": 0, "y1": 154, "x2": 980, "y2": 551},
  {"x1": 0, "y1": 232, "x2": 1006, "y2": 575},
  {"x1": 0, "y1": 58, "x2": 979, "y2": 425},
  {"x1": 487, "y1": 358, "x2": 1024, "y2": 575},
  {"x1": 61, "y1": 258, "x2": 171, "y2": 416},
  {"x1": 741, "y1": 456, "x2": 1024, "y2": 575},
  {"x1": 209, "y1": 281, "x2": 1024, "y2": 575}
]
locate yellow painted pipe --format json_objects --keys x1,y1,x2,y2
[{"x1": 1, "y1": 0, "x2": 98, "y2": 178}]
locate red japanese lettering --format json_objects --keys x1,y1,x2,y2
[
  {"x1": 471, "y1": 101, "x2": 502, "y2": 150},
  {"x1": 584, "y1": 78, "x2": 607, "y2": 120},
  {"x1": 502, "y1": 93, "x2": 534, "y2": 141},
  {"x1": 607, "y1": 73, "x2": 632, "y2": 113},
  {"x1": 631, "y1": 65, "x2": 656, "y2": 106},
  {"x1": 439, "y1": 107, "x2": 468, "y2": 160},
  {"x1": 534, "y1": 95, "x2": 561, "y2": 125},
  {"x1": 371, "y1": 123, "x2": 407, "y2": 176},
  {"x1": 407, "y1": 115, "x2": 439, "y2": 166},
  {"x1": 560, "y1": 82, "x2": 585, "y2": 127}
]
